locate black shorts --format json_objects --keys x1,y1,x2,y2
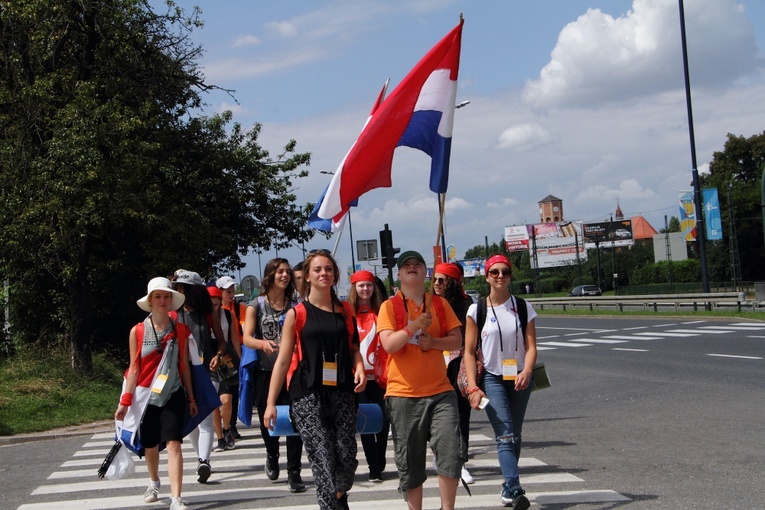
[{"x1": 140, "y1": 389, "x2": 186, "y2": 448}]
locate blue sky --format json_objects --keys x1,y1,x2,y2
[{"x1": 163, "y1": 0, "x2": 765, "y2": 287}]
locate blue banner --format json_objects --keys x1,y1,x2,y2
[{"x1": 702, "y1": 188, "x2": 723, "y2": 241}]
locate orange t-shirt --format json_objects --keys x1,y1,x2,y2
[{"x1": 377, "y1": 293, "x2": 462, "y2": 398}]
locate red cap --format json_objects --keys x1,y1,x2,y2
[
  {"x1": 350, "y1": 270, "x2": 375, "y2": 284},
  {"x1": 485, "y1": 254, "x2": 512, "y2": 276},
  {"x1": 207, "y1": 286, "x2": 223, "y2": 299}
]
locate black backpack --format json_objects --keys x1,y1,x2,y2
[{"x1": 475, "y1": 295, "x2": 528, "y2": 347}]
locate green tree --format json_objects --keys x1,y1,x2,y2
[
  {"x1": 700, "y1": 132, "x2": 765, "y2": 282},
  {"x1": 0, "y1": 0, "x2": 313, "y2": 370},
  {"x1": 659, "y1": 216, "x2": 681, "y2": 233}
]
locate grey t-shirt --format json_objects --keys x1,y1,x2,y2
[{"x1": 250, "y1": 295, "x2": 295, "y2": 371}]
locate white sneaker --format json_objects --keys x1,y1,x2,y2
[
  {"x1": 461, "y1": 465, "x2": 475, "y2": 484},
  {"x1": 143, "y1": 483, "x2": 159, "y2": 503},
  {"x1": 170, "y1": 497, "x2": 190, "y2": 510}
]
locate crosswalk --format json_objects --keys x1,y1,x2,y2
[
  {"x1": 19, "y1": 431, "x2": 630, "y2": 509},
  {"x1": 536, "y1": 321, "x2": 765, "y2": 352}
]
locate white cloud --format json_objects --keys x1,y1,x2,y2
[
  {"x1": 231, "y1": 34, "x2": 261, "y2": 47},
  {"x1": 496, "y1": 123, "x2": 551, "y2": 151},
  {"x1": 487, "y1": 198, "x2": 519, "y2": 209},
  {"x1": 523, "y1": 0, "x2": 759, "y2": 108}
]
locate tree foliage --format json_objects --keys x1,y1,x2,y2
[
  {"x1": 700, "y1": 132, "x2": 765, "y2": 282},
  {"x1": 0, "y1": 0, "x2": 313, "y2": 369}
]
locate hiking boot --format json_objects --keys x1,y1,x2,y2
[
  {"x1": 169, "y1": 497, "x2": 189, "y2": 510},
  {"x1": 511, "y1": 488, "x2": 530, "y2": 510},
  {"x1": 224, "y1": 428, "x2": 235, "y2": 450},
  {"x1": 265, "y1": 455, "x2": 279, "y2": 481},
  {"x1": 337, "y1": 491, "x2": 349, "y2": 510},
  {"x1": 213, "y1": 438, "x2": 226, "y2": 452},
  {"x1": 368, "y1": 469, "x2": 383, "y2": 483},
  {"x1": 143, "y1": 483, "x2": 159, "y2": 503},
  {"x1": 196, "y1": 458, "x2": 211, "y2": 483},
  {"x1": 231, "y1": 425, "x2": 242, "y2": 439},
  {"x1": 288, "y1": 472, "x2": 307, "y2": 493}
]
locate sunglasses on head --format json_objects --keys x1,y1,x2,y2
[
  {"x1": 488, "y1": 268, "x2": 511, "y2": 277},
  {"x1": 309, "y1": 249, "x2": 331, "y2": 256}
]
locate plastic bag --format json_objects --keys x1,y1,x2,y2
[{"x1": 105, "y1": 442, "x2": 135, "y2": 480}]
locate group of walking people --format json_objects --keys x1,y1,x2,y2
[{"x1": 114, "y1": 249, "x2": 537, "y2": 510}]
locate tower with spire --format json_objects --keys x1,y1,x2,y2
[{"x1": 615, "y1": 200, "x2": 624, "y2": 220}]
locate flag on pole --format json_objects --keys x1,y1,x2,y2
[
  {"x1": 310, "y1": 80, "x2": 389, "y2": 231},
  {"x1": 318, "y1": 19, "x2": 463, "y2": 221}
]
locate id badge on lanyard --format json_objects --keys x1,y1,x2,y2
[
  {"x1": 502, "y1": 358, "x2": 518, "y2": 380},
  {"x1": 322, "y1": 361, "x2": 338, "y2": 386},
  {"x1": 151, "y1": 373, "x2": 168, "y2": 393}
]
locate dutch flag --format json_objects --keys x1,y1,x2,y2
[{"x1": 317, "y1": 19, "x2": 463, "y2": 222}]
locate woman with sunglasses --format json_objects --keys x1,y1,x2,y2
[
  {"x1": 431, "y1": 262, "x2": 476, "y2": 484},
  {"x1": 463, "y1": 254, "x2": 537, "y2": 510},
  {"x1": 264, "y1": 249, "x2": 366, "y2": 509}
]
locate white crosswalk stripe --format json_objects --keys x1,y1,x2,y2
[{"x1": 18, "y1": 430, "x2": 631, "y2": 509}]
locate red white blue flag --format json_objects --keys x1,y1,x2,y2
[{"x1": 317, "y1": 20, "x2": 463, "y2": 221}]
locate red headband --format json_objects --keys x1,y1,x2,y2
[
  {"x1": 485, "y1": 254, "x2": 512, "y2": 276},
  {"x1": 350, "y1": 270, "x2": 375, "y2": 284},
  {"x1": 435, "y1": 263, "x2": 463, "y2": 283}
]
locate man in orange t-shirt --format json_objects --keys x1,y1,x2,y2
[{"x1": 377, "y1": 250, "x2": 463, "y2": 510}]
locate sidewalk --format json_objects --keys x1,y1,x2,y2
[{"x1": 0, "y1": 419, "x2": 113, "y2": 446}]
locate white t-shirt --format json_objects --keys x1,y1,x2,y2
[{"x1": 467, "y1": 296, "x2": 536, "y2": 377}]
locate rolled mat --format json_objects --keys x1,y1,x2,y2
[{"x1": 269, "y1": 403, "x2": 383, "y2": 436}]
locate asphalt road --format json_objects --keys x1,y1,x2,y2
[{"x1": 3, "y1": 315, "x2": 764, "y2": 509}]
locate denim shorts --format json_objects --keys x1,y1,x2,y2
[{"x1": 386, "y1": 391, "x2": 463, "y2": 490}]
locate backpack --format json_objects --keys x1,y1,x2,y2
[
  {"x1": 134, "y1": 319, "x2": 190, "y2": 380},
  {"x1": 374, "y1": 292, "x2": 447, "y2": 390},
  {"x1": 286, "y1": 301, "x2": 356, "y2": 390}
]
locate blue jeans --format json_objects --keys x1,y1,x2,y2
[{"x1": 482, "y1": 372, "x2": 532, "y2": 491}]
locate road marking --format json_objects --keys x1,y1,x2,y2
[
  {"x1": 612, "y1": 348, "x2": 649, "y2": 352},
  {"x1": 602, "y1": 335, "x2": 661, "y2": 341},
  {"x1": 623, "y1": 326, "x2": 649, "y2": 330},
  {"x1": 667, "y1": 329, "x2": 733, "y2": 334},
  {"x1": 681, "y1": 320, "x2": 707, "y2": 324},
  {"x1": 570, "y1": 338, "x2": 627, "y2": 344},
  {"x1": 731, "y1": 323, "x2": 765, "y2": 327},
  {"x1": 537, "y1": 346, "x2": 558, "y2": 351},
  {"x1": 537, "y1": 341, "x2": 593, "y2": 348},
  {"x1": 706, "y1": 353, "x2": 763, "y2": 360},
  {"x1": 700, "y1": 325, "x2": 765, "y2": 331},
  {"x1": 634, "y1": 332, "x2": 697, "y2": 337}
]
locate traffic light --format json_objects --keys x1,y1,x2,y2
[{"x1": 379, "y1": 225, "x2": 399, "y2": 270}]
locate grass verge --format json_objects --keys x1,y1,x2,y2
[{"x1": 0, "y1": 344, "x2": 123, "y2": 436}]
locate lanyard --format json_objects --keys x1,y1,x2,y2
[
  {"x1": 307, "y1": 301, "x2": 340, "y2": 364},
  {"x1": 488, "y1": 296, "x2": 521, "y2": 354}
]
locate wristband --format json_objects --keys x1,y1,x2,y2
[
  {"x1": 403, "y1": 326, "x2": 414, "y2": 337},
  {"x1": 187, "y1": 398, "x2": 196, "y2": 403},
  {"x1": 119, "y1": 393, "x2": 134, "y2": 406},
  {"x1": 466, "y1": 387, "x2": 480, "y2": 395}
]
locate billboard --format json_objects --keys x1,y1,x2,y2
[
  {"x1": 504, "y1": 225, "x2": 530, "y2": 252},
  {"x1": 702, "y1": 188, "x2": 722, "y2": 241},
  {"x1": 528, "y1": 221, "x2": 586, "y2": 269},
  {"x1": 583, "y1": 220, "x2": 634, "y2": 249}
]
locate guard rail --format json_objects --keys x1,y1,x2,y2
[{"x1": 525, "y1": 292, "x2": 759, "y2": 313}]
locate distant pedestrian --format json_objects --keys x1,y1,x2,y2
[
  {"x1": 217, "y1": 275, "x2": 246, "y2": 440},
  {"x1": 115, "y1": 277, "x2": 196, "y2": 510}
]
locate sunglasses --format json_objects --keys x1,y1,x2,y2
[
  {"x1": 309, "y1": 249, "x2": 331, "y2": 256},
  {"x1": 488, "y1": 268, "x2": 511, "y2": 277},
  {"x1": 433, "y1": 277, "x2": 448, "y2": 284}
]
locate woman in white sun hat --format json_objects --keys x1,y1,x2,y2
[{"x1": 115, "y1": 277, "x2": 197, "y2": 510}]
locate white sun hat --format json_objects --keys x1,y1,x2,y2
[{"x1": 136, "y1": 277, "x2": 185, "y2": 312}]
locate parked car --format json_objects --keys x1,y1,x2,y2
[
  {"x1": 465, "y1": 290, "x2": 480, "y2": 303},
  {"x1": 568, "y1": 285, "x2": 603, "y2": 297}
]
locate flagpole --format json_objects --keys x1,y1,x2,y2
[
  {"x1": 348, "y1": 210, "x2": 356, "y2": 271},
  {"x1": 436, "y1": 193, "x2": 447, "y2": 262}
]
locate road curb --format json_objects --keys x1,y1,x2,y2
[{"x1": 0, "y1": 420, "x2": 113, "y2": 446}]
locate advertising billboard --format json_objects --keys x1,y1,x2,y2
[
  {"x1": 528, "y1": 221, "x2": 586, "y2": 269},
  {"x1": 504, "y1": 225, "x2": 530, "y2": 252},
  {"x1": 583, "y1": 220, "x2": 634, "y2": 249},
  {"x1": 678, "y1": 190, "x2": 696, "y2": 241}
]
